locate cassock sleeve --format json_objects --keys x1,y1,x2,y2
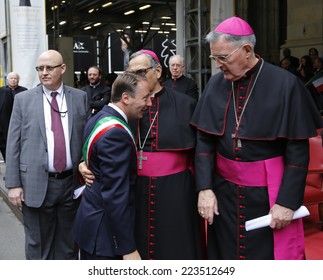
[
  {"x1": 195, "y1": 129, "x2": 217, "y2": 191},
  {"x1": 276, "y1": 139, "x2": 309, "y2": 210}
]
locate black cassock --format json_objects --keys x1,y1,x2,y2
[
  {"x1": 191, "y1": 58, "x2": 323, "y2": 260},
  {"x1": 132, "y1": 86, "x2": 202, "y2": 260}
]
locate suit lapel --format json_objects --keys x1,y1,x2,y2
[
  {"x1": 35, "y1": 86, "x2": 47, "y2": 145},
  {"x1": 64, "y1": 86, "x2": 73, "y2": 140}
]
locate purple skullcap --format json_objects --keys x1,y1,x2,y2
[
  {"x1": 214, "y1": 16, "x2": 254, "y2": 36},
  {"x1": 138, "y1": 49, "x2": 160, "y2": 63}
]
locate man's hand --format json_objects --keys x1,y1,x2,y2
[
  {"x1": 78, "y1": 161, "x2": 95, "y2": 186},
  {"x1": 123, "y1": 250, "x2": 141, "y2": 260},
  {"x1": 8, "y1": 187, "x2": 24, "y2": 208},
  {"x1": 269, "y1": 204, "x2": 294, "y2": 230},
  {"x1": 197, "y1": 189, "x2": 219, "y2": 225}
]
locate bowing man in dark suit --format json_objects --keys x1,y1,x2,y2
[
  {"x1": 5, "y1": 50, "x2": 90, "y2": 259},
  {"x1": 74, "y1": 72, "x2": 152, "y2": 260}
]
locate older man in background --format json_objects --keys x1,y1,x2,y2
[
  {"x1": 164, "y1": 54, "x2": 199, "y2": 101},
  {"x1": 1, "y1": 72, "x2": 27, "y2": 98}
]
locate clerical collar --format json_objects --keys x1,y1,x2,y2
[
  {"x1": 108, "y1": 103, "x2": 128, "y2": 123},
  {"x1": 90, "y1": 82, "x2": 100, "y2": 88},
  {"x1": 241, "y1": 55, "x2": 262, "y2": 80},
  {"x1": 172, "y1": 74, "x2": 183, "y2": 80},
  {"x1": 154, "y1": 86, "x2": 166, "y2": 98},
  {"x1": 42, "y1": 83, "x2": 64, "y2": 97}
]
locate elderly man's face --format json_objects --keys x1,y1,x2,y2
[
  {"x1": 169, "y1": 58, "x2": 184, "y2": 79},
  {"x1": 128, "y1": 54, "x2": 161, "y2": 93},
  {"x1": 7, "y1": 74, "x2": 19, "y2": 89},
  {"x1": 209, "y1": 38, "x2": 250, "y2": 81}
]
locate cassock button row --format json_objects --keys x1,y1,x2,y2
[
  {"x1": 239, "y1": 205, "x2": 246, "y2": 209},
  {"x1": 239, "y1": 215, "x2": 245, "y2": 219},
  {"x1": 239, "y1": 95, "x2": 244, "y2": 100},
  {"x1": 239, "y1": 235, "x2": 245, "y2": 239},
  {"x1": 239, "y1": 195, "x2": 245, "y2": 199},
  {"x1": 150, "y1": 217, "x2": 155, "y2": 221},
  {"x1": 239, "y1": 245, "x2": 246, "y2": 249}
]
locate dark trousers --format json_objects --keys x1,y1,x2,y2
[{"x1": 22, "y1": 175, "x2": 78, "y2": 259}]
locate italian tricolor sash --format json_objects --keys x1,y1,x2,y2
[{"x1": 82, "y1": 116, "x2": 136, "y2": 167}]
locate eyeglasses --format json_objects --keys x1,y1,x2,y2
[
  {"x1": 128, "y1": 67, "x2": 153, "y2": 77},
  {"x1": 209, "y1": 44, "x2": 245, "y2": 63},
  {"x1": 35, "y1": 64, "x2": 62, "y2": 72}
]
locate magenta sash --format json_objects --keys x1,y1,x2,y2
[
  {"x1": 216, "y1": 153, "x2": 305, "y2": 260},
  {"x1": 137, "y1": 151, "x2": 190, "y2": 177}
]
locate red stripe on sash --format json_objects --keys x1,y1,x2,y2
[{"x1": 87, "y1": 124, "x2": 123, "y2": 166}]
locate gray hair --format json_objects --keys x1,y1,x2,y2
[
  {"x1": 169, "y1": 54, "x2": 184, "y2": 65},
  {"x1": 205, "y1": 31, "x2": 256, "y2": 49},
  {"x1": 7, "y1": 72, "x2": 20, "y2": 80}
]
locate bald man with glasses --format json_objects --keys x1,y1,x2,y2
[{"x1": 5, "y1": 49, "x2": 90, "y2": 259}]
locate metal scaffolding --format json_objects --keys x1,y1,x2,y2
[{"x1": 183, "y1": 0, "x2": 211, "y2": 95}]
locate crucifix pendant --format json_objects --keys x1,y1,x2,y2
[
  {"x1": 232, "y1": 133, "x2": 242, "y2": 148},
  {"x1": 237, "y1": 139, "x2": 242, "y2": 148},
  {"x1": 137, "y1": 149, "x2": 147, "y2": 170}
]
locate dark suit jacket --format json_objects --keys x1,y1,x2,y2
[
  {"x1": 0, "y1": 86, "x2": 14, "y2": 147},
  {"x1": 81, "y1": 83, "x2": 111, "y2": 114},
  {"x1": 5, "y1": 84, "x2": 90, "y2": 207},
  {"x1": 74, "y1": 105, "x2": 137, "y2": 257}
]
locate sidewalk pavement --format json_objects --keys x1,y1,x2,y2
[{"x1": 0, "y1": 159, "x2": 25, "y2": 260}]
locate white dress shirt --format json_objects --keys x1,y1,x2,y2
[{"x1": 43, "y1": 84, "x2": 72, "y2": 172}]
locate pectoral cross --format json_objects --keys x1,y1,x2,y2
[
  {"x1": 231, "y1": 133, "x2": 242, "y2": 148},
  {"x1": 137, "y1": 150, "x2": 147, "y2": 170}
]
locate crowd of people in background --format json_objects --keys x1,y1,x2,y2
[
  {"x1": 279, "y1": 47, "x2": 323, "y2": 114},
  {"x1": 1, "y1": 16, "x2": 323, "y2": 261}
]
